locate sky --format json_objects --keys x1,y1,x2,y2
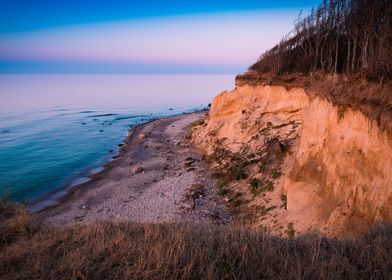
[{"x1": 0, "y1": 0, "x2": 320, "y2": 74}]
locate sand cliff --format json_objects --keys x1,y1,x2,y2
[{"x1": 192, "y1": 75, "x2": 392, "y2": 236}]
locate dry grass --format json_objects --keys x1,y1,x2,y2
[{"x1": 1, "y1": 200, "x2": 392, "y2": 279}]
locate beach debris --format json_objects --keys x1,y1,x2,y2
[
  {"x1": 99, "y1": 129, "x2": 103, "y2": 132},
  {"x1": 82, "y1": 122, "x2": 86, "y2": 125},
  {"x1": 138, "y1": 133, "x2": 145, "y2": 141},
  {"x1": 131, "y1": 166, "x2": 143, "y2": 175}
]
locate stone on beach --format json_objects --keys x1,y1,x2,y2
[
  {"x1": 138, "y1": 134, "x2": 146, "y2": 141},
  {"x1": 131, "y1": 166, "x2": 144, "y2": 175}
]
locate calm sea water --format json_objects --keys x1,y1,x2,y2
[{"x1": 0, "y1": 74, "x2": 234, "y2": 210}]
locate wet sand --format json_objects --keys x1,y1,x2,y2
[{"x1": 39, "y1": 112, "x2": 229, "y2": 225}]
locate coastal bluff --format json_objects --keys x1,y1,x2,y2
[{"x1": 192, "y1": 72, "x2": 392, "y2": 236}]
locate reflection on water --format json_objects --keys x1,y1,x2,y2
[{"x1": 0, "y1": 74, "x2": 234, "y2": 205}]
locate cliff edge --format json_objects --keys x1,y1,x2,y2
[{"x1": 192, "y1": 73, "x2": 392, "y2": 237}]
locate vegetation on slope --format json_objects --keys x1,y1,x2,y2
[
  {"x1": 250, "y1": 0, "x2": 392, "y2": 80},
  {"x1": 1, "y1": 200, "x2": 392, "y2": 279}
]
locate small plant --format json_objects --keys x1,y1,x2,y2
[
  {"x1": 230, "y1": 198, "x2": 243, "y2": 207},
  {"x1": 260, "y1": 205, "x2": 277, "y2": 216},
  {"x1": 286, "y1": 223, "x2": 295, "y2": 238},
  {"x1": 280, "y1": 194, "x2": 287, "y2": 209},
  {"x1": 249, "y1": 178, "x2": 260, "y2": 188},
  {"x1": 271, "y1": 168, "x2": 282, "y2": 179},
  {"x1": 249, "y1": 178, "x2": 261, "y2": 195},
  {"x1": 218, "y1": 188, "x2": 229, "y2": 196},
  {"x1": 212, "y1": 171, "x2": 223, "y2": 179},
  {"x1": 247, "y1": 153, "x2": 256, "y2": 159},
  {"x1": 263, "y1": 181, "x2": 274, "y2": 192},
  {"x1": 234, "y1": 170, "x2": 247, "y2": 180},
  {"x1": 260, "y1": 164, "x2": 268, "y2": 172},
  {"x1": 235, "y1": 192, "x2": 243, "y2": 198},
  {"x1": 231, "y1": 161, "x2": 249, "y2": 180},
  {"x1": 217, "y1": 178, "x2": 230, "y2": 189},
  {"x1": 238, "y1": 161, "x2": 249, "y2": 169},
  {"x1": 261, "y1": 127, "x2": 269, "y2": 134},
  {"x1": 250, "y1": 185, "x2": 258, "y2": 195}
]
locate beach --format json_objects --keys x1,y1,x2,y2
[{"x1": 39, "y1": 111, "x2": 230, "y2": 225}]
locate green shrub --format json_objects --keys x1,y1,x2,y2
[
  {"x1": 280, "y1": 194, "x2": 287, "y2": 209},
  {"x1": 263, "y1": 181, "x2": 274, "y2": 192},
  {"x1": 218, "y1": 188, "x2": 229, "y2": 196},
  {"x1": 271, "y1": 169, "x2": 281, "y2": 179},
  {"x1": 234, "y1": 169, "x2": 247, "y2": 180},
  {"x1": 260, "y1": 205, "x2": 277, "y2": 216},
  {"x1": 230, "y1": 199, "x2": 243, "y2": 207}
]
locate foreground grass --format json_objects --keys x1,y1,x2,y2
[{"x1": 1, "y1": 200, "x2": 392, "y2": 279}]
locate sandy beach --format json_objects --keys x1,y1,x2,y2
[{"x1": 39, "y1": 111, "x2": 229, "y2": 225}]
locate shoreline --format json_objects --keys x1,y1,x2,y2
[
  {"x1": 38, "y1": 110, "x2": 229, "y2": 225},
  {"x1": 29, "y1": 109, "x2": 207, "y2": 213}
]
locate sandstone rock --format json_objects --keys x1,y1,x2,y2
[
  {"x1": 131, "y1": 166, "x2": 143, "y2": 175},
  {"x1": 137, "y1": 134, "x2": 145, "y2": 141}
]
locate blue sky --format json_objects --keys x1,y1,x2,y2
[{"x1": 0, "y1": 0, "x2": 320, "y2": 73}]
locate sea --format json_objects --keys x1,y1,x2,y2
[{"x1": 0, "y1": 74, "x2": 234, "y2": 211}]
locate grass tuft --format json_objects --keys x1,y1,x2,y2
[{"x1": 2, "y1": 201, "x2": 392, "y2": 279}]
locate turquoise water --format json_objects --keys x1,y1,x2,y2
[{"x1": 0, "y1": 75, "x2": 233, "y2": 209}]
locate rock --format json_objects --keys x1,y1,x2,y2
[
  {"x1": 138, "y1": 134, "x2": 145, "y2": 141},
  {"x1": 131, "y1": 166, "x2": 143, "y2": 175},
  {"x1": 224, "y1": 196, "x2": 230, "y2": 202},
  {"x1": 183, "y1": 202, "x2": 193, "y2": 209},
  {"x1": 118, "y1": 143, "x2": 124, "y2": 147}
]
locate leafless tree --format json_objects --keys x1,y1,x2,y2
[{"x1": 250, "y1": 0, "x2": 392, "y2": 80}]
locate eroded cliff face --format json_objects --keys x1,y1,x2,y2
[{"x1": 192, "y1": 82, "x2": 392, "y2": 236}]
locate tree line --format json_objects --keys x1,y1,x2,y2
[{"x1": 250, "y1": 0, "x2": 392, "y2": 80}]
